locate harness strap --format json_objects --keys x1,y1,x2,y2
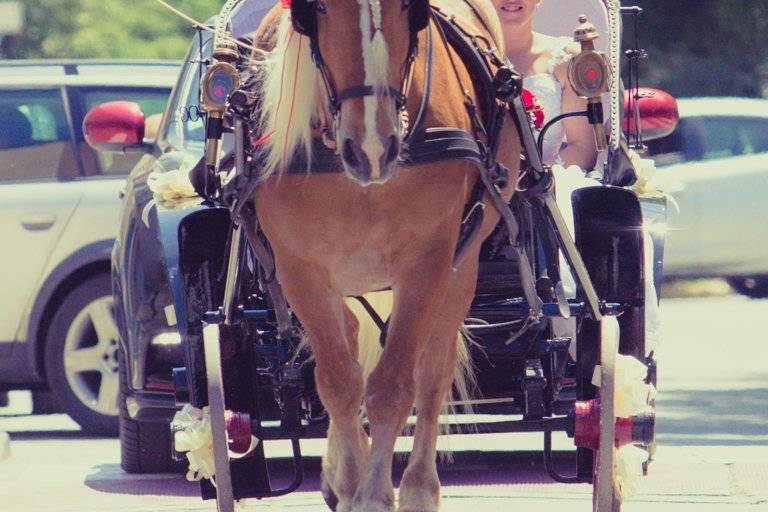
[
  {"x1": 403, "y1": 18, "x2": 433, "y2": 142},
  {"x1": 337, "y1": 85, "x2": 404, "y2": 107},
  {"x1": 351, "y1": 295, "x2": 390, "y2": 347}
]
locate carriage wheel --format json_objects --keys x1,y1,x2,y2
[
  {"x1": 203, "y1": 323, "x2": 236, "y2": 512},
  {"x1": 593, "y1": 317, "x2": 621, "y2": 512}
]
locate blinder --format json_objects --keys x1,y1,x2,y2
[
  {"x1": 290, "y1": 0, "x2": 430, "y2": 39},
  {"x1": 290, "y1": 0, "x2": 321, "y2": 39},
  {"x1": 406, "y1": 0, "x2": 430, "y2": 33}
]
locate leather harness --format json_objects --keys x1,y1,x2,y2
[{"x1": 225, "y1": 4, "x2": 534, "y2": 269}]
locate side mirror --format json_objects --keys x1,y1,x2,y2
[
  {"x1": 83, "y1": 101, "x2": 150, "y2": 153},
  {"x1": 622, "y1": 88, "x2": 679, "y2": 142}
]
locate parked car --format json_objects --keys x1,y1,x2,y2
[
  {"x1": 646, "y1": 97, "x2": 768, "y2": 298},
  {"x1": 0, "y1": 60, "x2": 178, "y2": 434},
  {"x1": 78, "y1": 34, "x2": 215, "y2": 470}
]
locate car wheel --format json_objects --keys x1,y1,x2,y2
[
  {"x1": 32, "y1": 390, "x2": 64, "y2": 414},
  {"x1": 118, "y1": 346, "x2": 184, "y2": 474},
  {"x1": 726, "y1": 276, "x2": 768, "y2": 298},
  {"x1": 44, "y1": 274, "x2": 119, "y2": 435}
]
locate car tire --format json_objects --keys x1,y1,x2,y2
[
  {"x1": 726, "y1": 276, "x2": 768, "y2": 299},
  {"x1": 31, "y1": 390, "x2": 64, "y2": 414},
  {"x1": 118, "y1": 346, "x2": 184, "y2": 474},
  {"x1": 44, "y1": 274, "x2": 120, "y2": 435}
]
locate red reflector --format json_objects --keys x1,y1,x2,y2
[
  {"x1": 214, "y1": 86, "x2": 225, "y2": 98},
  {"x1": 586, "y1": 68, "x2": 598, "y2": 81}
]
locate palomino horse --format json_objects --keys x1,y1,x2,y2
[{"x1": 250, "y1": 1, "x2": 521, "y2": 510}]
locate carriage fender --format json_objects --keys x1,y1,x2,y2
[
  {"x1": 127, "y1": 201, "x2": 230, "y2": 391},
  {"x1": 572, "y1": 187, "x2": 669, "y2": 360}
]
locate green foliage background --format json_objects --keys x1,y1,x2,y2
[
  {"x1": 629, "y1": 0, "x2": 768, "y2": 98},
  {"x1": 5, "y1": 0, "x2": 220, "y2": 60},
  {"x1": 3, "y1": 0, "x2": 767, "y2": 97}
]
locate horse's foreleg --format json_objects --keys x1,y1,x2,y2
[
  {"x1": 352, "y1": 257, "x2": 455, "y2": 512},
  {"x1": 397, "y1": 260, "x2": 479, "y2": 512},
  {"x1": 319, "y1": 305, "x2": 371, "y2": 512},
  {"x1": 275, "y1": 265, "x2": 368, "y2": 511},
  {"x1": 396, "y1": 330, "x2": 457, "y2": 512}
]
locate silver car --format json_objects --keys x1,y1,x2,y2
[
  {"x1": 0, "y1": 61, "x2": 178, "y2": 434},
  {"x1": 647, "y1": 97, "x2": 768, "y2": 298}
]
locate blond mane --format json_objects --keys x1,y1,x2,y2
[{"x1": 257, "y1": 11, "x2": 320, "y2": 176}]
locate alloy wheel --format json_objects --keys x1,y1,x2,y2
[{"x1": 62, "y1": 296, "x2": 120, "y2": 417}]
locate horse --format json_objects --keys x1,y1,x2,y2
[{"x1": 249, "y1": 1, "x2": 522, "y2": 510}]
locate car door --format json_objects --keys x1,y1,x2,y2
[
  {"x1": 0, "y1": 88, "x2": 82, "y2": 346},
  {"x1": 652, "y1": 115, "x2": 768, "y2": 276},
  {"x1": 694, "y1": 116, "x2": 768, "y2": 273}
]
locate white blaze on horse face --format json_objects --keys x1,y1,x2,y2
[{"x1": 358, "y1": 0, "x2": 388, "y2": 181}]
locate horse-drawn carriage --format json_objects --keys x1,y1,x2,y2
[{"x1": 85, "y1": 0, "x2": 679, "y2": 511}]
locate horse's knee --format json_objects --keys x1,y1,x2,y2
[
  {"x1": 315, "y1": 359, "x2": 364, "y2": 417},
  {"x1": 365, "y1": 370, "x2": 415, "y2": 424}
]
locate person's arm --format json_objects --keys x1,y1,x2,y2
[{"x1": 554, "y1": 53, "x2": 598, "y2": 170}]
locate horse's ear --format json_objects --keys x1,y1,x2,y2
[
  {"x1": 407, "y1": 0, "x2": 430, "y2": 33},
  {"x1": 291, "y1": 0, "x2": 318, "y2": 38}
]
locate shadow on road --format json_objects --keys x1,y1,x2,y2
[
  {"x1": 83, "y1": 451, "x2": 580, "y2": 497},
  {"x1": 8, "y1": 430, "x2": 104, "y2": 441},
  {"x1": 657, "y1": 387, "x2": 768, "y2": 446}
]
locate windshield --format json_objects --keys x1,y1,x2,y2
[{"x1": 162, "y1": 31, "x2": 212, "y2": 154}]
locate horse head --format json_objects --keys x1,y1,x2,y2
[{"x1": 259, "y1": 0, "x2": 429, "y2": 185}]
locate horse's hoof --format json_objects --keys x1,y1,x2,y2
[{"x1": 320, "y1": 475, "x2": 339, "y2": 511}]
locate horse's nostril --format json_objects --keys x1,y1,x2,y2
[
  {"x1": 342, "y1": 138, "x2": 360, "y2": 168},
  {"x1": 384, "y1": 135, "x2": 399, "y2": 164}
]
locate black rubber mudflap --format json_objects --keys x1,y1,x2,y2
[{"x1": 572, "y1": 186, "x2": 645, "y2": 360}]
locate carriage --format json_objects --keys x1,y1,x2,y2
[{"x1": 85, "y1": 0, "x2": 679, "y2": 511}]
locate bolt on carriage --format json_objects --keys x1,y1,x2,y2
[{"x1": 86, "y1": 0, "x2": 680, "y2": 511}]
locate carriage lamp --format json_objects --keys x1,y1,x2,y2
[
  {"x1": 568, "y1": 15, "x2": 611, "y2": 151},
  {"x1": 201, "y1": 61, "x2": 241, "y2": 173}
]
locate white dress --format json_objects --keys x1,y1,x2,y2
[{"x1": 523, "y1": 37, "x2": 572, "y2": 166}]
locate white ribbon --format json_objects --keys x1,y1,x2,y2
[
  {"x1": 147, "y1": 155, "x2": 201, "y2": 209},
  {"x1": 172, "y1": 404, "x2": 260, "y2": 484},
  {"x1": 628, "y1": 148, "x2": 660, "y2": 196}
]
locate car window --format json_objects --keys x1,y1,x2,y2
[
  {"x1": 77, "y1": 87, "x2": 171, "y2": 176},
  {"x1": 644, "y1": 118, "x2": 690, "y2": 166},
  {"x1": 646, "y1": 115, "x2": 768, "y2": 167},
  {"x1": 0, "y1": 89, "x2": 78, "y2": 182},
  {"x1": 696, "y1": 116, "x2": 745, "y2": 161},
  {"x1": 738, "y1": 118, "x2": 768, "y2": 154},
  {"x1": 163, "y1": 34, "x2": 211, "y2": 154}
]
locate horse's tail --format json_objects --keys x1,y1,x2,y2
[{"x1": 345, "y1": 291, "x2": 476, "y2": 424}]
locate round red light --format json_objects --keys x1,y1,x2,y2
[
  {"x1": 214, "y1": 86, "x2": 225, "y2": 98},
  {"x1": 586, "y1": 68, "x2": 598, "y2": 81}
]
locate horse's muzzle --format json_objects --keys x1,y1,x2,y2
[{"x1": 341, "y1": 134, "x2": 400, "y2": 185}]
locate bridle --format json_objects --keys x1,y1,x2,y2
[{"x1": 289, "y1": 0, "x2": 430, "y2": 122}]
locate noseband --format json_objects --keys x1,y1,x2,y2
[{"x1": 289, "y1": 0, "x2": 430, "y2": 119}]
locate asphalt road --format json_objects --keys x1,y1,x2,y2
[{"x1": 1, "y1": 295, "x2": 767, "y2": 512}]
